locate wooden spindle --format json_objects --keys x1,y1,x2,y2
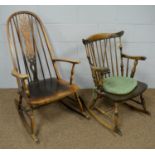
[
  {"x1": 70, "y1": 64, "x2": 75, "y2": 84},
  {"x1": 104, "y1": 39, "x2": 109, "y2": 77},
  {"x1": 95, "y1": 41, "x2": 101, "y2": 67},
  {"x1": 89, "y1": 43, "x2": 100, "y2": 84},
  {"x1": 119, "y1": 37, "x2": 124, "y2": 76},
  {"x1": 126, "y1": 58, "x2": 129, "y2": 77},
  {"x1": 88, "y1": 44, "x2": 94, "y2": 66},
  {"x1": 28, "y1": 15, "x2": 45, "y2": 80},
  {"x1": 10, "y1": 19, "x2": 21, "y2": 73},
  {"x1": 35, "y1": 18, "x2": 61, "y2": 79},
  {"x1": 130, "y1": 60, "x2": 138, "y2": 78},
  {"x1": 99, "y1": 40, "x2": 105, "y2": 67},
  {"x1": 90, "y1": 42, "x2": 97, "y2": 67},
  {"x1": 114, "y1": 38, "x2": 119, "y2": 76},
  {"x1": 85, "y1": 44, "x2": 93, "y2": 65},
  {"x1": 35, "y1": 19, "x2": 52, "y2": 78},
  {"x1": 109, "y1": 39, "x2": 114, "y2": 76},
  {"x1": 13, "y1": 16, "x2": 32, "y2": 81}
]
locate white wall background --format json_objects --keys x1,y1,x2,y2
[{"x1": 0, "y1": 5, "x2": 155, "y2": 88}]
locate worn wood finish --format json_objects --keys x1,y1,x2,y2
[
  {"x1": 82, "y1": 31, "x2": 149, "y2": 135},
  {"x1": 7, "y1": 11, "x2": 89, "y2": 143}
]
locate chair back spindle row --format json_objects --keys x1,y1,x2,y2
[
  {"x1": 7, "y1": 11, "x2": 60, "y2": 86},
  {"x1": 83, "y1": 31, "x2": 138, "y2": 88}
]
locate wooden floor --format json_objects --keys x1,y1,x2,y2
[{"x1": 0, "y1": 88, "x2": 155, "y2": 148}]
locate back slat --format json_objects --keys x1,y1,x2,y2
[
  {"x1": 10, "y1": 19, "x2": 21, "y2": 73},
  {"x1": 35, "y1": 19, "x2": 52, "y2": 78},
  {"x1": 13, "y1": 16, "x2": 32, "y2": 81},
  {"x1": 29, "y1": 15, "x2": 46, "y2": 80},
  {"x1": 99, "y1": 40, "x2": 104, "y2": 67},
  {"x1": 29, "y1": 15, "x2": 47, "y2": 80},
  {"x1": 126, "y1": 58, "x2": 129, "y2": 77},
  {"x1": 114, "y1": 38, "x2": 119, "y2": 76},
  {"x1": 7, "y1": 11, "x2": 60, "y2": 84},
  {"x1": 90, "y1": 43, "x2": 97, "y2": 66},
  {"x1": 109, "y1": 39, "x2": 114, "y2": 76},
  {"x1": 95, "y1": 42, "x2": 101, "y2": 67},
  {"x1": 119, "y1": 37, "x2": 124, "y2": 76},
  {"x1": 104, "y1": 39, "x2": 109, "y2": 72}
]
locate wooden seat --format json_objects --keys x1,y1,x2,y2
[
  {"x1": 6, "y1": 11, "x2": 89, "y2": 143},
  {"x1": 82, "y1": 31, "x2": 150, "y2": 135},
  {"x1": 29, "y1": 78, "x2": 79, "y2": 104}
]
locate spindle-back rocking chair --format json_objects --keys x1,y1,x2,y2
[
  {"x1": 7, "y1": 11, "x2": 89, "y2": 143},
  {"x1": 82, "y1": 31, "x2": 150, "y2": 135}
]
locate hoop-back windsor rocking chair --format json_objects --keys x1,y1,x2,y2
[
  {"x1": 7, "y1": 11, "x2": 89, "y2": 143},
  {"x1": 82, "y1": 31, "x2": 150, "y2": 135}
]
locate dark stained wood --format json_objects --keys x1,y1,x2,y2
[
  {"x1": 100, "y1": 81, "x2": 147, "y2": 102},
  {"x1": 83, "y1": 31, "x2": 124, "y2": 43},
  {"x1": 29, "y1": 78, "x2": 79, "y2": 105}
]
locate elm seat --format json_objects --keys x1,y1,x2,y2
[
  {"x1": 103, "y1": 76, "x2": 138, "y2": 95},
  {"x1": 28, "y1": 78, "x2": 79, "y2": 105}
]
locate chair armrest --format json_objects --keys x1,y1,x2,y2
[
  {"x1": 91, "y1": 67, "x2": 110, "y2": 89},
  {"x1": 121, "y1": 53, "x2": 146, "y2": 61},
  {"x1": 11, "y1": 69, "x2": 29, "y2": 79},
  {"x1": 91, "y1": 66, "x2": 110, "y2": 74},
  {"x1": 121, "y1": 53, "x2": 146, "y2": 78},
  {"x1": 53, "y1": 58, "x2": 80, "y2": 84},
  {"x1": 53, "y1": 58, "x2": 80, "y2": 64},
  {"x1": 11, "y1": 69, "x2": 30, "y2": 96}
]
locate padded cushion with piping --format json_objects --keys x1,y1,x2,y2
[{"x1": 103, "y1": 76, "x2": 137, "y2": 95}]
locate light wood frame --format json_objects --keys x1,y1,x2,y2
[{"x1": 7, "y1": 11, "x2": 89, "y2": 143}]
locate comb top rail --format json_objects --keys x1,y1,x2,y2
[{"x1": 82, "y1": 31, "x2": 124, "y2": 44}]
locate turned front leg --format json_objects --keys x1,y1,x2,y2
[{"x1": 113, "y1": 103, "x2": 122, "y2": 135}]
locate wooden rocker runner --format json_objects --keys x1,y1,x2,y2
[
  {"x1": 6, "y1": 11, "x2": 89, "y2": 143},
  {"x1": 82, "y1": 31, "x2": 150, "y2": 135}
]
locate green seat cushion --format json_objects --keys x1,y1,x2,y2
[{"x1": 103, "y1": 76, "x2": 137, "y2": 95}]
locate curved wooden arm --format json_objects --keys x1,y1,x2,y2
[
  {"x1": 121, "y1": 53, "x2": 146, "y2": 78},
  {"x1": 91, "y1": 67, "x2": 110, "y2": 89},
  {"x1": 121, "y1": 53, "x2": 146, "y2": 61},
  {"x1": 53, "y1": 58, "x2": 80, "y2": 64},
  {"x1": 11, "y1": 69, "x2": 30, "y2": 96},
  {"x1": 53, "y1": 58, "x2": 80, "y2": 84},
  {"x1": 12, "y1": 69, "x2": 29, "y2": 79}
]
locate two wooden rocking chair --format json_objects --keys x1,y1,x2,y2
[{"x1": 6, "y1": 11, "x2": 150, "y2": 142}]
